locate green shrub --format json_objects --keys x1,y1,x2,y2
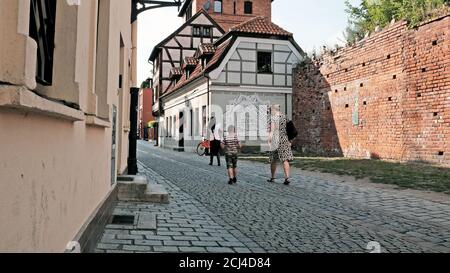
[{"x1": 345, "y1": 0, "x2": 449, "y2": 44}]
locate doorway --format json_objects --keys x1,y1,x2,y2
[
  {"x1": 111, "y1": 105, "x2": 117, "y2": 185},
  {"x1": 179, "y1": 111, "x2": 184, "y2": 149}
]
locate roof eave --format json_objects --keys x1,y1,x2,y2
[
  {"x1": 161, "y1": 74, "x2": 207, "y2": 100},
  {"x1": 149, "y1": 48, "x2": 161, "y2": 62},
  {"x1": 204, "y1": 37, "x2": 236, "y2": 73},
  {"x1": 288, "y1": 36, "x2": 306, "y2": 57}
]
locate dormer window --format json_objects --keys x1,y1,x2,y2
[
  {"x1": 169, "y1": 67, "x2": 182, "y2": 85},
  {"x1": 244, "y1": 1, "x2": 253, "y2": 14},
  {"x1": 185, "y1": 65, "x2": 196, "y2": 78},
  {"x1": 183, "y1": 57, "x2": 198, "y2": 79},
  {"x1": 196, "y1": 44, "x2": 216, "y2": 69},
  {"x1": 214, "y1": 0, "x2": 223, "y2": 13},
  {"x1": 201, "y1": 58, "x2": 206, "y2": 69}
]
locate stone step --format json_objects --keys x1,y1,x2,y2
[
  {"x1": 117, "y1": 175, "x2": 169, "y2": 204},
  {"x1": 144, "y1": 183, "x2": 169, "y2": 204}
]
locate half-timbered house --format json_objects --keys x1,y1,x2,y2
[
  {"x1": 158, "y1": 17, "x2": 305, "y2": 152},
  {"x1": 149, "y1": 10, "x2": 225, "y2": 115}
]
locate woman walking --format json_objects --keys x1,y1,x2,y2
[{"x1": 267, "y1": 105, "x2": 293, "y2": 185}]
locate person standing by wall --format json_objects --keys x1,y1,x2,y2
[
  {"x1": 208, "y1": 117, "x2": 222, "y2": 166},
  {"x1": 267, "y1": 105, "x2": 294, "y2": 185}
]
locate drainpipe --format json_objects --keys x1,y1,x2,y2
[
  {"x1": 128, "y1": 87, "x2": 139, "y2": 175},
  {"x1": 204, "y1": 72, "x2": 211, "y2": 119},
  {"x1": 128, "y1": 1, "x2": 139, "y2": 175}
]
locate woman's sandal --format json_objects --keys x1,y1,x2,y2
[
  {"x1": 284, "y1": 178, "x2": 291, "y2": 185},
  {"x1": 267, "y1": 178, "x2": 275, "y2": 183}
]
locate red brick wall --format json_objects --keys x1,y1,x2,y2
[
  {"x1": 139, "y1": 88, "x2": 156, "y2": 139},
  {"x1": 194, "y1": 0, "x2": 272, "y2": 30},
  {"x1": 292, "y1": 15, "x2": 449, "y2": 166}
]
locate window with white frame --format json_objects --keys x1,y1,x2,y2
[
  {"x1": 166, "y1": 117, "x2": 169, "y2": 137},
  {"x1": 173, "y1": 115, "x2": 177, "y2": 138},
  {"x1": 194, "y1": 108, "x2": 199, "y2": 137},
  {"x1": 169, "y1": 116, "x2": 172, "y2": 137},
  {"x1": 202, "y1": 106, "x2": 207, "y2": 137}
]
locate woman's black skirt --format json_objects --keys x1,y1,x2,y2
[{"x1": 210, "y1": 140, "x2": 221, "y2": 156}]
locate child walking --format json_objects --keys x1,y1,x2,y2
[{"x1": 221, "y1": 125, "x2": 241, "y2": 185}]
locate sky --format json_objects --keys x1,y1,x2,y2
[{"x1": 137, "y1": 0, "x2": 361, "y2": 84}]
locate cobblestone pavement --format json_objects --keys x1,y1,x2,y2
[{"x1": 96, "y1": 141, "x2": 450, "y2": 253}]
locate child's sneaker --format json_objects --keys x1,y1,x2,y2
[
  {"x1": 233, "y1": 177, "x2": 237, "y2": 184},
  {"x1": 228, "y1": 179, "x2": 233, "y2": 185}
]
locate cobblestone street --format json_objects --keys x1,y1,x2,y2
[{"x1": 96, "y1": 141, "x2": 450, "y2": 253}]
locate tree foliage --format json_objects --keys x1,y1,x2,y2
[
  {"x1": 344, "y1": 0, "x2": 449, "y2": 43},
  {"x1": 140, "y1": 78, "x2": 152, "y2": 89}
]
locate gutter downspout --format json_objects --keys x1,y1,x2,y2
[
  {"x1": 148, "y1": 60, "x2": 159, "y2": 146},
  {"x1": 204, "y1": 72, "x2": 211, "y2": 120}
]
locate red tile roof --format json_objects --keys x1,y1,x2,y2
[
  {"x1": 163, "y1": 40, "x2": 231, "y2": 97},
  {"x1": 230, "y1": 17, "x2": 293, "y2": 37},
  {"x1": 182, "y1": 57, "x2": 198, "y2": 69},
  {"x1": 200, "y1": 44, "x2": 216, "y2": 55},
  {"x1": 169, "y1": 67, "x2": 183, "y2": 79},
  {"x1": 194, "y1": 43, "x2": 217, "y2": 58},
  {"x1": 161, "y1": 17, "x2": 295, "y2": 97},
  {"x1": 204, "y1": 40, "x2": 230, "y2": 71}
]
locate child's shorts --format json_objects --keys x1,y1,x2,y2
[{"x1": 225, "y1": 154, "x2": 238, "y2": 169}]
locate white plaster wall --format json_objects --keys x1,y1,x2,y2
[
  {"x1": 192, "y1": 14, "x2": 214, "y2": 25},
  {"x1": 180, "y1": 26, "x2": 192, "y2": 36},
  {"x1": 242, "y1": 62, "x2": 256, "y2": 72},
  {"x1": 210, "y1": 89, "x2": 293, "y2": 145},
  {"x1": 242, "y1": 73, "x2": 256, "y2": 85},
  {"x1": 228, "y1": 72, "x2": 241, "y2": 84},
  {"x1": 169, "y1": 49, "x2": 181, "y2": 63},
  {"x1": 161, "y1": 82, "x2": 209, "y2": 152},
  {"x1": 210, "y1": 37, "x2": 303, "y2": 88}
]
